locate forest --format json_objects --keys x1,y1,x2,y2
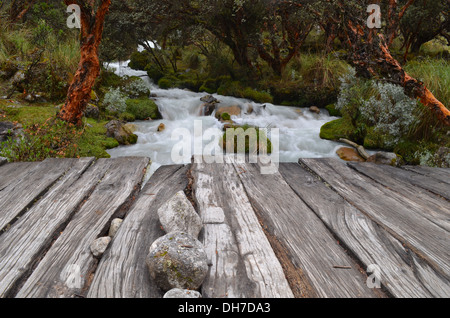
[{"x1": 0, "y1": 0, "x2": 449, "y2": 166}]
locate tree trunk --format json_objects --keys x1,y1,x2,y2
[
  {"x1": 58, "y1": 0, "x2": 111, "y2": 126},
  {"x1": 342, "y1": 17, "x2": 450, "y2": 126}
]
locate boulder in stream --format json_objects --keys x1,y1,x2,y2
[{"x1": 105, "y1": 120, "x2": 138, "y2": 145}]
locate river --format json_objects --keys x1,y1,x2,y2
[{"x1": 106, "y1": 61, "x2": 343, "y2": 178}]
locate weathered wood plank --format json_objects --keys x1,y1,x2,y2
[
  {"x1": 402, "y1": 165, "x2": 450, "y2": 185},
  {"x1": 350, "y1": 162, "x2": 450, "y2": 200},
  {"x1": 300, "y1": 158, "x2": 450, "y2": 280},
  {"x1": 87, "y1": 164, "x2": 188, "y2": 298},
  {"x1": 347, "y1": 162, "x2": 450, "y2": 232},
  {"x1": 192, "y1": 162, "x2": 294, "y2": 298},
  {"x1": 234, "y1": 161, "x2": 379, "y2": 298},
  {"x1": 280, "y1": 163, "x2": 450, "y2": 298},
  {"x1": 0, "y1": 158, "x2": 78, "y2": 232},
  {"x1": 0, "y1": 162, "x2": 36, "y2": 190},
  {"x1": 0, "y1": 157, "x2": 110, "y2": 297},
  {"x1": 15, "y1": 157, "x2": 149, "y2": 298}
]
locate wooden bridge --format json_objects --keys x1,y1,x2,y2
[{"x1": 0, "y1": 156, "x2": 448, "y2": 298}]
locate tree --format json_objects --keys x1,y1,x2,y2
[
  {"x1": 332, "y1": 0, "x2": 450, "y2": 125},
  {"x1": 58, "y1": 0, "x2": 111, "y2": 126},
  {"x1": 399, "y1": 0, "x2": 449, "y2": 56},
  {"x1": 253, "y1": 0, "x2": 314, "y2": 76}
]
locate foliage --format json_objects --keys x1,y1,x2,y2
[
  {"x1": 359, "y1": 82, "x2": 419, "y2": 148},
  {"x1": 122, "y1": 77, "x2": 151, "y2": 99},
  {"x1": 0, "y1": 118, "x2": 82, "y2": 162},
  {"x1": 404, "y1": 58, "x2": 450, "y2": 106},
  {"x1": 125, "y1": 98, "x2": 161, "y2": 120},
  {"x1": 103, "y1": 87, "x2": 128, "y2": 114},
  {"x1": 77, "y1": 118, "x2": 119, "y2": 158}
]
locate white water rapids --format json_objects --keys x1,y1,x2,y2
[{"x1": 106, "y1": 61, "x2": 343, "y2": 177}]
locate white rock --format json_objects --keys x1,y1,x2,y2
[
  {"x1": 157, "y1": 191, "x2": 203, "y2": 238},
  {"x1": 90, "y1": 236, "x2": 111, "y2": 258},
  {"x1": 163, "y1": 288, "x2": 202, "y2": 298},
  {"x1": 108, "y1": 218, "x2": 123, "y2": 237}
]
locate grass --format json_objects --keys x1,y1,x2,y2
[
  {"x1": 404, "y1": 58, "x2": 450, "y2": 107},
  {"x1": 285, "y1": 53, "x2": 351, "y2": 89},
  {"x1": 0, "y1": 100, "x2": 57, "y2": 123},
  {"x1": 1, "y1": 99, "x2": 119, "y2": 160}
]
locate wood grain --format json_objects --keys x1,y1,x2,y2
[
  {"x1": 347, "y1": 162, "x2": 450, "y2": 232},
  {"x1": 0, "y1": 157, "x2": 97, "y2": 297},
  {"x1": 87, "y1": 164, "x2": 189, "y2": 298},
  {"x1": 402, "y1": 165, "x2": 450, "y2": 185},
  {"x1": 234, "y1": 161, "x2": 378, "y2": 298},
  {"x1": 15, "y1": 157, "x2": 149, "y2": 298},
  {"x1": 192, "y1": 162, "x2": 293, "y2": 298},
  {"x1": 280, "y1": 162, "x2": 450, "y2": 298},
  {"x1": 0, "y1": 162, "x2": 36, "y2": 191},
  {"x1": 0, "y1": 158, "x2": 77, "y2": 232},
  {"x1": 300, "y1": 158, "x2": 450, "y2": 281},
  {"x1": 350, "y1": 162, "x2": 450, "y2": 200}
]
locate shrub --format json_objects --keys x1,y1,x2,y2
[
  {"x1": 145, "y1": 63, "x2": 165, "y2": 83},
  {"x1": 122, "y1": 77, "x2": 150, "y2": 98},
  {"x1": 125, "y1": 98, "x2": 161, "y2": 120},
  {"x1": 157, "y1": 77, "x2": 177, "y2": 89},
  {"x1": 103, "y1": 87, "x2": 127, "y2": 114},
  {"x1": 359, "y1": 82, "x2": 419, "y2": 148},
  {"x1": 129, "y1": 51, "x2": 152, "y2": 71}
]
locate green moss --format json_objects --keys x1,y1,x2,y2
[
  {"x1": 157, "y1": 76, "x2": 177, "y2": 89},
  {"x1": 217, "y1": 81, "x2": 273, "y2": 103},
  {"x1": 119, "y1": 112, "x2": 136, "y2": 122},
  {"x1": 77, "y1": 118, "x2": 119, "y2": 158},
  {"x1": 222, "y1": 124, "x2": 272, "y2": 154},
  {"x1": 145, "y1": 64, "x2": 165, "y2": 83},
  {"x1": 221, "y1": 112, "x2": 231, "y2": 121},
  {"x1": 363, "y1": 126, "x2": 383, "y2": 149},
  {"x1": 125, "y1": 98, "x2": 161, "y2": 120},
  {"x1": 325, "y1": 104, "x2": 341, "y2": 117},
  {"x1": 0, "y1": 100, "x2": 57, "y2": 124},
  {"x1": 319, "y1": 117, "x2": 355, "y2": 141},
  {"x1": 241, "y1": 87, "x2": 273, "y2": 104}
]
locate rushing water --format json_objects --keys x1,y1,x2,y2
[{"x1": 106, "y1": 61, "x2": 343, "y2": 177}]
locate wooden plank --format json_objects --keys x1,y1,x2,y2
[
  {"x1": 402, "y1": 165, "x2": 450, "y2": 185},
  {"x1": 192, "y1": 162, "x2": 294, "y2": 298},
  {"x1": 0, "y1": 157, "x2": 110, "y2": 298},
  {"x1": 86, "y1": 164, "x2": 188, "y2": 298},
  {"x1": 280, "y1": 163, "x2": 450, "y2": 298},
  {"x1": 15, "y1": 157, "x2": 149, "y2": 298},
  {"x1": 347, "y1": 162, "x2": 450, "y2": 232},
  {"x1": 234, "y1": 161, "x2": 379, "y2": 298},
  {"x1": 350, "y1": 162, "x2": 450, "y2": 200},
  {"x1": 0, "y1": 158, "x2": 77, "y2": 232},
  {"x1": 300, "y1": 158, "x2": 450, "y2": 280},
  {"x1": 0, "y1": 162, "x2": 36, "y2": 190}
]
